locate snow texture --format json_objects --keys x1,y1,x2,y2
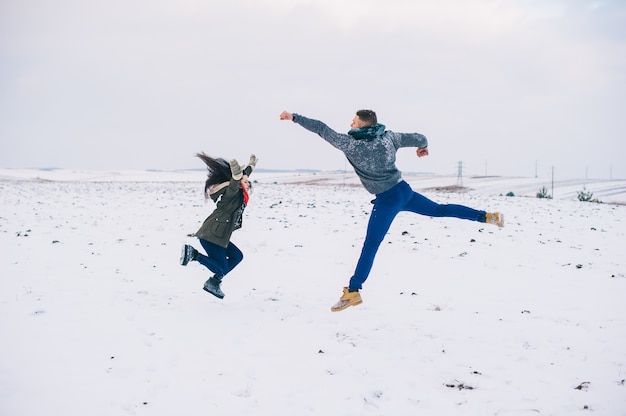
[{"x1": 1, "y1": 170, "x2": 625, "y2": 416}]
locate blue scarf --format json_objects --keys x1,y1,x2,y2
[{"x1": 348, "y1": 123, "x2": 386, "y2": 141}]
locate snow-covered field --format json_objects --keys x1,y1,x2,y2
[{"x1": 1, "y1": 169, "x2": 625, "y2": 416}]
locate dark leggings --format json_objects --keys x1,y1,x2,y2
[{"x1": 195, "y1": 238, "x2": 243, "y2": 279}]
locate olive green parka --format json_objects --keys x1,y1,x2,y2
[{"x1": 194, "y1": 165, "x2": 253, "y2": 248}]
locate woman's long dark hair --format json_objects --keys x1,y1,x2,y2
[{"x1": 196, "y1": 152, "x2": 230, "y2": 198}]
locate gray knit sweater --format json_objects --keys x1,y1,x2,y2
[{"x1": 292, "y1": 113, "x2": 428, "y2": 195}]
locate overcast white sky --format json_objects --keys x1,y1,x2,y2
[{"x1": 1, "y1": 0, "x2": 625, "y2": 179}]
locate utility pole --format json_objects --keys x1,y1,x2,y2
[
  {"x1": 551, "y1": 166, "x2": 555, "y2": 199},
  {"x1": 457, "y1": 161, "x2": 463, "y2": 187}
]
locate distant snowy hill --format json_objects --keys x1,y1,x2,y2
[{"x1": 4, "y1": 169, "x2": 623, "y2": 204}]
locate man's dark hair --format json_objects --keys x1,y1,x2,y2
[{"x1": 356, "y1": 109, "x2": 377, "y2": 126}]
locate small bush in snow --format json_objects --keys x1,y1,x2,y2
[
  {"x1": 577, "y1": 187, "x2": 593, "y2": 202},
  {"x1": 577, "y1": 187, "x2": 601, "y2": 203},
  {"x1": 536, "y1": 186, "x2": 552, "y2": 199}
]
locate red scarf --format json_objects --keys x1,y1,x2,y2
[{"x1": 241, "y1": 185, "x2": 249, "y2": 204}]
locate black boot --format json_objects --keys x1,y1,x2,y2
[
  {"x1": 180, "y1": 244, "x2": 198, "y2": 266},
  {"x1": 203, "y1": 276, "x2": 224, "y2": 299}
]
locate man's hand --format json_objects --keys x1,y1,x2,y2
[
  {"x1": 416, "y1": 147, "x2": 429, "y2": 158},
  {"x1": 279, "y1": 111, "x2": 293, "y2": 121}
]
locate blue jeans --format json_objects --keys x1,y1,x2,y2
[
  {"x1": 196, "y1": 238, "x2": 243, "y2": 279},
  {"x1": 349, "y1": 180, "x2": 485, "y2": 290}
]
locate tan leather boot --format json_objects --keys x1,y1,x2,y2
[
  {"x1": 485, "y1": 212, "x2": 504, "y2": 227},
  {"x1": 331, "y1": 287, "x2": 363, "y2": 312}
]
